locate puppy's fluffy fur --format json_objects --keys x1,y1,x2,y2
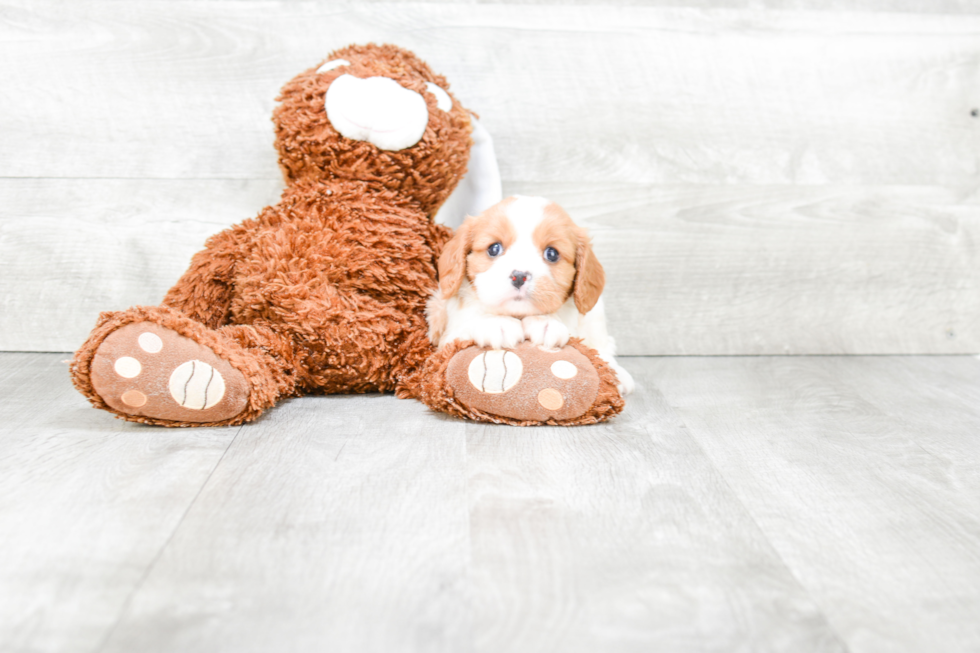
[{"x1": 427, "y1": 195, "x2": 634, "y2": 395}]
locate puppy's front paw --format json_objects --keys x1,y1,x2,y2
[
  {"x1": 610, "y1": 361, "x2": 635, "y2": 396},
  {"x1": 470, "y1": 316, "x2": 525, "y2": 350},
  {"x1": 521, "y1": 316, "x2": 570, "y2": 350}
]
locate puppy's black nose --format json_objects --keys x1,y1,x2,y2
[{"x1": 510, "y1": 270, "x2": 531, "y2": 289}]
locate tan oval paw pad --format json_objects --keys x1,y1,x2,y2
[
  {"x1": 467, "y1": 350, "x2": 523, "y2": 393},
  {"x1": 169, "y1": 360, "x2": 226, "y2": 410}
]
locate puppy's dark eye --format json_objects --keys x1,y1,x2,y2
[
  {"x1": 487, "y1": 242, "x2": 503, "y2": 257},
  {"x1": 544, "y1": 247, "x2": 560, "y2": 263}
]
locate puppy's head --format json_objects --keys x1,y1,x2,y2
[{"x1": 438, "y1": 196, "x2": 605, "y2": 316}]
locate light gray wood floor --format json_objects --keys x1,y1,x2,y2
[{"x1": 2, "y1": 352, "x2": 979, "y2": 653}]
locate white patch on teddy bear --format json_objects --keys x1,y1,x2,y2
[
  {"x1": 325, "y1": 74, "x2": 429, "y2": 151},
  {"x1": 317, "y1": 59, "x2": 351, "y2": 73},
  {"x1": 425, "y1": 82, "x2": 452, "y2": 112}
]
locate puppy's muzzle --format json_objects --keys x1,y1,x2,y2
[{"x1": 510, "y1": 270, "x2": 531, "y2": 289}]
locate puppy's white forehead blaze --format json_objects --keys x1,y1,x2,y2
[
  {"x1": 505, "y1": 195, "x2": 551, "y2": 238},
  {"x1": 500, "y1": 195, "x2": 566, "y2": 267},
  {"x1": 486, "y1": 196, "x2": 550, "y2": 273}
]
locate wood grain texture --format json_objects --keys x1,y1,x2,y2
[
  {"x1": 464, "y1": 376, "x2": 844, "y2": 652},
  {"x1": 821, "y1": 356, "x2": 980, "y2": 497},
  {"x1": 3, "y1": 179, "x2": 976, "y2": 355},
  {"x1": 98, "y1": 393, "x2": 471, "y2": 653},
  {"x1": 1, "y1": 3, "x2": 979, "y2": 186},
  {"x1": 0, "y1": 178, "x2": 283, "y2": 352},
  {"x1": 507, "y1": 182, "x2": 980, "y2": 355},
  {"x1": 0, "y1": 353, "x2": 239, "y2": 653},
  {"x1": 2, "y1": 2, "x2": 979, "y2": 355},
  {"x1": 6, "y1": 353, "x2": 980, "y2": 651},
  {"x1": 651, "y1": 355, "x2": 980, "y2": 653}
]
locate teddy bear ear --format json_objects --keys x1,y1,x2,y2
[
  {"x1": 316, "y1": 59, "x2": 351, "y2": 73},
  {"x1": 434, "y1": 116, "x2": 503, "y2": 229}
]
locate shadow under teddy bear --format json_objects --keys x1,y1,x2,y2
[{"x1": 70, "y1": 43, "x2": 624, "y2": 427}]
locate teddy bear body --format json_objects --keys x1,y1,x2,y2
[{"x1": 162, "y1": 178, "x2": 451, "y2": 397}]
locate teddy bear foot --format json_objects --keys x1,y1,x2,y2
[
  {"x1": 448, "y1": 342, "x2": 598, "y2": 422},
  {"x1": 88, "y1": 321, "x2": 250, "y2": 424},
  {"x1": 422, "y1": 339, "x2": 624, "y2": 426}
]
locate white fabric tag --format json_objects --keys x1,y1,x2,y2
[{"x1": 434, "y1": 116, "x2": 503, "y2": 228}]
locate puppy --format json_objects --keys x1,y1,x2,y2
[{"x1": 427, "y1": 195, "x2": 635, "y2": 395}]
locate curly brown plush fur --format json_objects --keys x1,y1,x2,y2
[
  {"x1": 274, "y1": 43, "x2": 472, "y2": 214},
  {"x1": 70, "y1": 43, "x2": 624, "y2": 427}
]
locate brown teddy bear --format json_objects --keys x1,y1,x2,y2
[{"x1": 70, "y1": 43, "x2": 624, "y2": 427}]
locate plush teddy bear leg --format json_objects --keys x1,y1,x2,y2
[
  {"x1": 159, "y1": 225, "x2": 245, "y2": 329},
  {"x1": 71, "y1": 306, "x2": 301, "y2": 427},
  {"x1": 417, "y1": 339, "x2": 625, "y2": 426}
]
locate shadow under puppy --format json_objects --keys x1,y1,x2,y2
[{"x1": 427, "y1": 195, "x2": 635, "y2": 396}]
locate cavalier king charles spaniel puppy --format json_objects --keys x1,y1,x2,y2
[{"x1": 427, "y1": 195, "x2": 635, "y2": 395}]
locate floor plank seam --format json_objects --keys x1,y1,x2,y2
[
  {"x1": 462, "y1": 425, "x2": 476, "y2": 653},
  {"x1": 90, "y1": 423, "x2": 247, "y2": 653},
  {"x1": 0, "y1": 354, "x2": 63, "y2": 386},
  {"x1": 0, "y1": 176, "x2": 285, "y2": 182},
  {"x1": 5, "y1": 357, "x2": 76, "y2": 433},
  {"x1": 651, "y1": 390, "x2": 854, "y2": 653}
]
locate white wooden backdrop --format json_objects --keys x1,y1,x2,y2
[{"x1": 1, "y1": 1, "x2": 978, "y2": 355}]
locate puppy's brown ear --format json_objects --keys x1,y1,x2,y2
[
  {"x1": 572, "y1": 227, "x2": 605, "y2": 314},
  {"x1": 438, "y1": 217, "x2": 474, "y2": 299}
]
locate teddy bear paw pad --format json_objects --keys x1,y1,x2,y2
[
  {"x1": 89, "y1": 323, "x2": 248, "y2": 424},
  {"x1": 447, "y1": 341, "x2": 599, "y2": 422}
]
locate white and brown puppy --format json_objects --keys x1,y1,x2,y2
[{"x1": 427, "y1": 195, "x2": 634, "y2": 395}]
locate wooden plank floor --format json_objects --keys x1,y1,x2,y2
[{"x1": 2, "y1": 352, "x2": 978, "y2": 652}]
